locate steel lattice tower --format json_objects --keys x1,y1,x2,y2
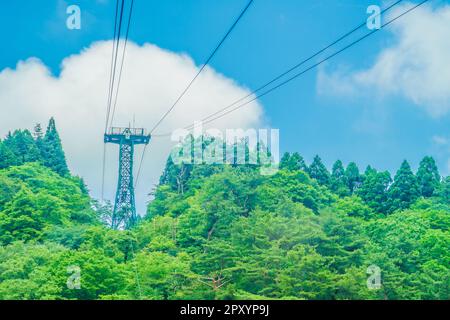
[{"x1": 104, "y1": 127, "x2": 150, "y2": 229}]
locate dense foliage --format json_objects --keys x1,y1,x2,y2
[
  {"x1": 0, "y1": 118, "x2": 69, "y2": 175},
  {"x1": 0, "y1": 122, "x2": 448, "y2": 300}
]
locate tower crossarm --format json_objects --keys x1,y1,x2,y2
[{"x1": 104, "y1": 127, "x2": 151, "y2": 145}]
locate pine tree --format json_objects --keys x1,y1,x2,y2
[
  {"x1": 291, "y1": 152, "x2": 307, "y2": 171},
  {"x1": 436, "y1": 176, "x2": 449, "y2": 205},
  {"x1": 3, "y1": 130, "x2": 41, "y2": 165},
  {"x1": 280, "y1": 152, "x2": 290, "y2": 169},
  {"x1": 280, "y1": 152, "x2": 307, "y2": 171},
  {"x1": 308, "y1": 155, "x2": 330, "y2": 186},
  {"x1": 40, "y1": 118, "x2": 69, "y2": 176},
  {"x1": 345, "y1": 162, "x2": 362, "y2": 193},
  {"x1": 364, "y1": 165, "x2": 377, "y2": 176},
  {"x1": 416, "y1": 156, "x2": 440, "y2": 197},
  {"x1": 330, "y1": 160, "x2": 350, "y2": 196},
  {"x1": 357, "y1": 170, "x2": 391, "y2": 214},
  {"x1": 33, "y1": 123, "x2": 43, "y2": 140},
  {"x1": 0, "y1": 141, "x2": 16, "y2": 169},
  {"x1": 388, "y1": 160, "x2": 420, "y2": 212},
  {"x1": 160, "y1": 157, "x2": 192, "y2": 194}
]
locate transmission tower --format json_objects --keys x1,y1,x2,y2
[{"x1": 104, "y1": 127, "x2": 150, "y2": 229}]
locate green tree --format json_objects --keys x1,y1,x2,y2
[
  {"x1": 0, "y1": 242, "x2": 68, "y2": 300},
  {"x1": 364, "y1": 165, "x2": 377, "y2": 176},
  {"x1": 280, "y1": 152, "x2": 307, "y2": 171},
  {"x1": 0, "y1": 141, "x2": 16, "y2": 169},
  {"x1": 0, "y1": 163, "x2": 94, "y2": 245},
  {"x1": 345, "y1": 162, "x2": 362, "y2": 193},
  {"x1": 308, "y1": 155, "x2": 330, "y2": 186},
  {"x1": 33, "y1": 123, "x2": 44, "y2": 140},
  {"x1": 1, "y1": 123, "x2": 449, "y2": 301},
  {"x1": 416, "y1": 156, "x2": 440, "y2": 197},
  {"x1": 159, "y1": 157, "x2": 193, "y2": 194},
  {"x1": 3, "y1": 130, "x2": 41, "y2": 165},
  {"x1": 0, "y1": 187, "x2": 70, "y2": 245},
  {"x1": 330, "y1": 160, "x2": 350, "y2": 196},
  {"x1": 357, "y1": 170, "x2": 392, "y2": 214},
  {"x1": 388, "y1": 160, "x2": 420, "y2": 212},
  {"x1": 435, "y1": 176, "x2": 450, "y2": 205},
  {"x1": 277, "y1": 245, "x2": 335, "y2": 299},
  {"x1": 127, "y1": 251, "x2": 194, "y2": 299},
  {"x1": 40, "y1": 118, "x2": 69, "y2": 176}
]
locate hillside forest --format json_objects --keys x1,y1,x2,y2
[{"x1": 0, "y1": 118, "x2": 448, "y2": 300}]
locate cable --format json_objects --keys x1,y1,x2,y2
[
  {"x1": 195, "y1": 0, "x2": 429, "y2": 128},
  {"x1": 199, "y1": 0, "x2": 428, "y2": 127},
  {"x1": 106, "y1": 0, "x2": 126, "y2": 130},
  {"x1": 152, "y1": 0, "x2": 404, "y2": 136},
  {"x1": 101, "y1": 143, "x2": 107, "y2": 203},
  {"x1": 148, "y1": 0, "x2": 255, "y2": 135},
  {"x1": 188, "y1": 0, "x2": 403, "y2": 130},
  {"x1": 134, "y1": 144, "x2": 148, "y2": 189},
  {"x1": 102, "y1": 0, "x2": 134, "y2": 204},
  {"x1": 137, "y1": 0, "x2": 426, "y2": 196},
  {"x1": 104, "y1": 0, "x2": 121, "y2": 133},
  {"x1": 134, "y1": 0, "x2": 255, "y2": 189},
  {"x1": 153, "y1": 0, "x2": 425, "y2": 137},
  {"x1": 102, "y1": 0, "x2": 121, "y2": 204},
  {"x1": 109, "y1": 0, "x2": 135, "y2": 129},
  {"x1": 129, "y1": 239, "x2": 143, "y2": 299}
]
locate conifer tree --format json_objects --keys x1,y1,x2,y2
[
  {"x1": 308, "y1": 155, "x2": 330, "y2": 186},
  {"x1": 416, "y1": 156, "x2": 440, "y2": 197},
  {"x1": 280, "y1": 152, "x2": 290, "y2": 168},
  {"x1": 34, "y1": 123, "x2": 44, "y2": 150},
  {"x1": 3, "y1": 130, "x2": 41, "y2": 165},
  {"x1": 40, "y1": 118, "x2": 69, "y2": 176},
  {"x1": 364, "y1": 165, "x2": 377, "y2": 176},
  {"x1": 388, "y1": 160, "x2": 420, "y2": 212},
  {"x1": 0, "y1": 141, "x2": 16, "y2": 169},
  {"x1": 345, "y1": 162, "x2": 362, "y2": 193},
  {"x1": 280, "y1": 152, "x2": 307, "y2": 171},
  {"x1": 357, "y1": 170, "x2": 391, "y2": 214},
  {"x1": 436, "y1": 176, "x2": 449, "y2": 204},
  {"x1": 330, "y1": 160, "x2": 350, "y2": 196},
  {"x1": 33, "y1": 123, "x2": 43, "y2": 140}
]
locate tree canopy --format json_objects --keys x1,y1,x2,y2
[{"x1": 0, "y1": 123, "x2": 448, "y2": 300}]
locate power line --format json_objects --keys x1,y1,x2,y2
[
  {"x1": 134, "y1": 0, "x2": 255, "y2": 190},
  {"x1": 105, "y1": 0, "x2": 126, "y2": 130},
  {"x1": 197, "y1": 0, "x2": 428, "y2": 128},
  {"x1": 134, "y1": 144, "x2": 148, "y2": 189},
  {"x1": 102, "y1": 0, "x2": 135, "y2": 203},
  {"x1": 104, "y1": 0, "x2": 121, "y2": 133},
  {"x1": 101, "y1": 143, "x2": 107, "y2": 203},
  {"x1": 135, "y1": 0, "x2": 427, "y2": 201},
  {"x1": 152, "y1": 0, "x2": 404, "y2": 137},
  {"x1": 109, "y1": 0, "x2": 135, "y2": 129},
  {"x1": 102, "y1": 0, "x2": 121, "y2": 203},
  {"x1": 189, "y1": 0, "x2": 428, "y2": 129},
  {"x1": 148, "y1": 0, "x2": 255, "y2": 135}
]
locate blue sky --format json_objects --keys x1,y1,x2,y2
[{"x1": 1, "y1": 0, "x2": 449, "y2": 179}]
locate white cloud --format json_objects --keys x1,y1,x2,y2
[
  {"x1": 432, "y1": 135, "x2": 449, "y2": 146},
  {"x1": 317, "y1": 3, "x2": 450, "y2": 117},
  {"x1": 0, "y1": 41, "x2": 264, "y2": 213}
]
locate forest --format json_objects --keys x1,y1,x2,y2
[{"x1": 0, "y1": 118, "x2": 448, "y2": 300}]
